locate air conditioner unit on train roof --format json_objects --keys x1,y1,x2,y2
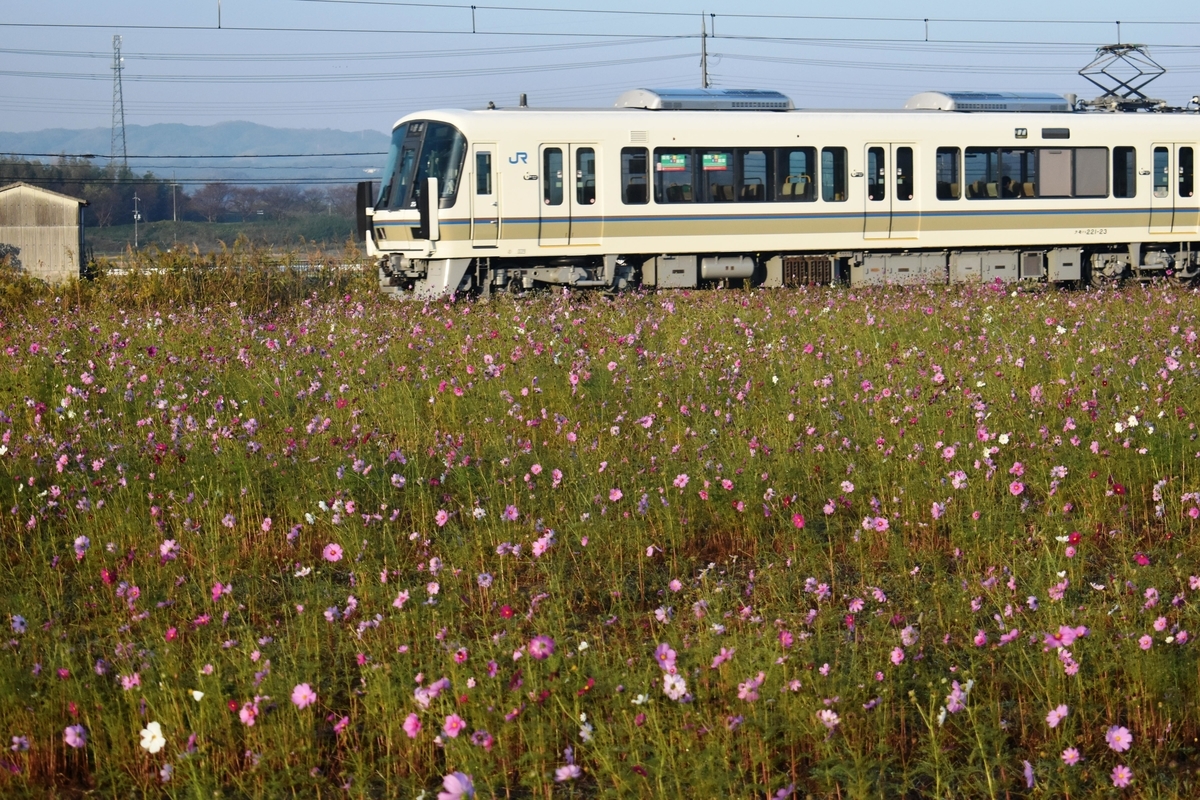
[
  {"x1": 614, "y1": 88, "x2": 794, "y2": 111},
  {"x1": 905, "y1": 91, "x2": 1071, "y2": 112}
]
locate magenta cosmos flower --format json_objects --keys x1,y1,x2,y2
[
  {"x1": 291, "y1": 683, "x2": 317, "y2": 709},
  {"x1": 322, "y1": 543, "x2": 343, "y2": 562},
  {"x1": 529, "y1": 635, "x2": 555, "y2": 660}
]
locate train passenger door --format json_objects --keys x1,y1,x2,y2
[
  {"x1": 539, "y1": 144, "x2": 570, "y2": 246},
  {"x1": 570, "y1": 145, "x2": 600, "y2": 245},
  {"x1": 1175, "y1": 145, "x2": 1198, "y2": 233},
  {"x1": 1150, "y1": 144, "x2": 1175, "y2": 234},
  {"x1": 890, "y1": 145, "x2": 919, "y2": 239},
  {"x1": 864, "y1": 144, "x2": 890, "y2": 239},
  {"x1": 864, "y1": 144, "x2": 918, "y2": 239},
  {"x1": 471, "y1": 143, "x2": 498, "y2": 247}
]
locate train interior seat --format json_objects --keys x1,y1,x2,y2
[
  {"x1": 1023, "y1": 182, "x2": 1036, "y2": 198},
  {"x1": 986, "y1": 182, "x2": 999, "y2": 198}
]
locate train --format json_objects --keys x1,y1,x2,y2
[{"x1": 356, "y1": 87, "x2": 1200, "y2": 298}]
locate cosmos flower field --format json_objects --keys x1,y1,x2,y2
[{"x1": 1, "y1": 260, "x2": 1200, "y2": 798}]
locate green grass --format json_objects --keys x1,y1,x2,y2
[
  {"x1": 86, "y1": 216, "x2": 358, "y2": 256},
  {"x1": 0, "y1": 260, "x2": 1198, "y2": 797}
]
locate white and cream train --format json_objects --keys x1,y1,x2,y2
[{"x1": 357, "y1": 88, "x2": 1200, "y2": 298}]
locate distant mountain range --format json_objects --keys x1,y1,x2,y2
[{"x1": 0, "y1": 122, "x2": 391, "y2": 186}]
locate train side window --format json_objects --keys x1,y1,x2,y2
[
  {"x1": 544, "y1": 148, "x2": 564, "y2": 206},
  {"x1": 821, "y1": 147, "x2": 847, "y2": 202},
  {"x1": 896, "y1": 146, "x2": 914, "y2": 201},
  {"x1": 576, "y1": 147, "x2": 596, "y2": 205},
  {"x1": 621, "y1": 147, "x2": 649, "y2": 205},
  {"x1": 964, "y1": 148, "x2": 999, "y2": 199},
  {"x1": 739, "y1": 149, "x2": 769, "y2": 202},
  {"x1": 700, "y1": 150, "x2": 735, "y2": 202},
  {"x1": 1074, "y1": 147, "x2": 1108, "y2": 197},
  {"x1": 655, "y1": 149, "x2": 694, "y2": 203},
  {"x1": 1180, "y1": 146, "x2": 1194, "y2": 198},
  {"x1": 475, "y1": 152, "x2": 492, "y2": 195},
  {"x1": 1000, "y1": 148, "x2": 1036, "y2": 198},
  {"x1": 1154, "y1": 147, "x2": 1170, "y2": 198},
  {"x1": 777, "y1": 148, "x2": 816, "y2": 201},
  {"x1": 1113, "y1": 147, "x2": 1136, "y2": 198},
  {"x1": 867, "y1": 147, "x2": 886, "y2": 201},
  {"x1": 936, "y1": 147, "x2": 960, "y2": 199}
]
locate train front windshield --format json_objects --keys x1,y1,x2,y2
[{"x1": 376, "y1": 121, "x2": 466, "y2": 211}]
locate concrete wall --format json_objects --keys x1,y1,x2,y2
[{"x1": 0, "y1": 184, "x2": 85, "y2": 283}]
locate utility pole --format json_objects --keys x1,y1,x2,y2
[
  {"x1": 700, "y1": 12, "x2": 709, "y2": 89},
  {"x1": 133, "y1": 193, "x2": 141, "y2": 250},
  {"x1": 170, "y1": 173, "x2": 178, "y2": 248}
]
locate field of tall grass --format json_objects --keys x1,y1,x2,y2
[{"x1": 1, "y1": 255, "x2": 1198, "y2": 798}]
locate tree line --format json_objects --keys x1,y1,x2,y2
[{"x1": 1, "y1": 157, "x2": 356, "y2": 227}]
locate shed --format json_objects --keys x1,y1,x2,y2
[{"x1": 0, "y1": 182, "x2": 89, "y2": 283}]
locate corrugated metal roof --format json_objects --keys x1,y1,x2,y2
[{"x1": 0, "y1": 182, "x2": 89, "y2": 205}]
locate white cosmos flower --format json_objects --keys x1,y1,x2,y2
[
  {"x1": 140, "y1": 721, "x2": 166, "y2": 754},
  {"x1": 190, "y1": 690, "x2": 204, "y2": 702}
]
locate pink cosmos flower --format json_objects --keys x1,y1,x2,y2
[
  {"x1": 1061, "y1": 747, "x2": 1081, "y2": 766},
  {"x1": 792, "y1": 513, "x2": 805, "y2": 529},
  {"x1": 890, "y1": 647, "x2": 905, "y2": 665},
  {"x1": 63, "y1": 725, "x2": 87, "y2": 749},
  {"x1": 673, "y1": 474, "x2": 689, "y2": 489},
  {"x1": 973, "y1": 630, "x2": 989, "y2": 647},
  {"x1": 333, "y1": 716, "x2": 350, "y2": 734},
  {"x1": 654, "y1": 643, "x2": 677, "y2": 673},
  {"x1": 711, "y1": 647, "x2": 735, "y2": 669},
  {"x1": 1106, "y1": 725, "x2": 1132, "y2": 752},
  {"x1": 403, "y1": 713, "x2": 421, "y2": 738},
  {"x1": 529, "y1": 635, "x2": 555, "y2": 660},
  {"x1": 1139, "y1": 635, "x2": 1153, "y2": 650},
  {"x1": 668, "y1": 579, "x2": 682, "y2": 592},
  {"x1": 609, "y1": 488, "x2": 623, "y2": 502},
  {"x1": 443, "y1": 714, "x2": 466, "y2": 738},
  {"x1": 1111, "y1": 764, "x2": 1133, "y2": 788},
  {"x1": 1046, "y1": 704, "x2": 1068, "y2": 728},
  {"x1": 437, "y1": 772, "x2": 474, "y2": 800},
  {"x1": 291, "y1": 683, "x2": 317, "y2": 709},
  {"x1": 322, "y1": 543, "x2": 343, "y2": 562},
  {"x1": 816, "y1": 709, "x2": 840, "y2": 730},
  {"x1": 502, "y1": 505, "x2": 519, "y2": 521},
  {"x1": 1009, "y1": 481, "x2": 1025, "y2": 496},
  {"x1": 555, "y1": 764, "x2": 582, "y2": 782},
  {"x1": 435, "y1": 509, "x2": 449, "y2": 527}
]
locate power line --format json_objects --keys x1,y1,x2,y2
[
  {"x1": 3, "y1": 151, "x2": 385, "y2": 159},
  {"x1": 0, "y1": 52, "x2": 694, "y2": 84}
]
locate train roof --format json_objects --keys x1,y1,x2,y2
[{"x1": 904, "y1": 91, "x2": 1072, "y2": 113}]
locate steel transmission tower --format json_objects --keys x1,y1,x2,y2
[{"x1": 110, "y1": 35, "x2": 128, "y2": 167}]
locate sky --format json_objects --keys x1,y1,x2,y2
[{"x1": 4, "y1": 0, "x2": 1200, "y2": 138}]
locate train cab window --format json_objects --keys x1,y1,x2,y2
[
  {"x1": 739, "y1": 150, "x2": 769, "y2": 202},
  {"x1": 576, "y1": 148, "x2": 596, "y2": 205},
  {"x1": 936, "y1": 147, "x2": 960, "y2": 199},
  {"x1": 821, "y1": 147, "x2": 848, "y2": 202},
  {"x1": 777, "y1": 148, "x2": 816, "y2": 201},
  {"x1": 475, "y1": 152, "x2": 492, "y2": 195},
  {"x1": 621, "y1": 147, "x2": 649, "y2": 205},
  {"x1": 1180, "y1": 147, "x2": 1194, "y2": 198},
  {"x1": 544, "y1": 148, "x2": 564, "y2": 206},
  {"x1": 700, "y1": 150, "x2": 735, "y2": 202},
  {"x1": 1154, "y1": 147, "x2": 1170, "y2": 198},
  {"x1": 896, "y1": 146, "x2": 914, "y2": 201},
  {"x1": 1113, "y1": 147, "x2": 1136, "y2": 198},
  {"x1": 655, "y1": 150, "x2": 694, "y2": 203},
  {"x1": 867, "y1": 147, "x2": 886, "y2": 201}
]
